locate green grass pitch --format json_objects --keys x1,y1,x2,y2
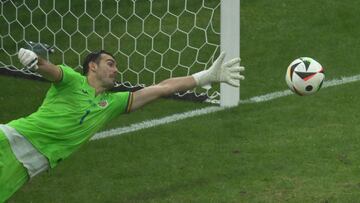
[{"x1": 2, "y1": 0, "x2": 360, "y2": 202}]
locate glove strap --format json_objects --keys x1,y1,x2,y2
[
  {"x1": 192, "y1": 70, "x2": 209, "y2": 87},
  {"x1": 27, "y1": 58, "x2": 39, "y2": 71}
]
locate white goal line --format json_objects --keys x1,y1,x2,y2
[
  {"x1": 240, "y1": 74, "x2": 360, "y2": 104},
  {"x1": 91, "y1": 73, "x2": 360, "y2": 141}
]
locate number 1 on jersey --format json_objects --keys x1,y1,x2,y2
[{"x1": 79, "y1": 110, "x2": 90, "y2": 124}]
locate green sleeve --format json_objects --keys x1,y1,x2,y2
[
  {"x1": 55, "y1": 65, "x2": 83, "y2": 88},
  {"x1": 110, "y1": 92, "x2": 133, "y2": 116}
]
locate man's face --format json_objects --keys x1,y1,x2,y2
[{"x1": 94, "y1": 53, "x2": 118, "y2": 88}]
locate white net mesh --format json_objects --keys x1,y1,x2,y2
[{"x1": 0, "y1": 0, "x2": 221, "y2": 100}]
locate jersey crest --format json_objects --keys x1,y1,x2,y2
[{"x1": 98, "y1": 100, "x2": 109, "y2": 108}]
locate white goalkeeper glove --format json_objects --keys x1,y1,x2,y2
[
  {"x1": 18, "y1": 48, "x2": 39, "y2": 71},
  {"x1": 192, "y1": 52, "x2": 245, "y2": 87}
]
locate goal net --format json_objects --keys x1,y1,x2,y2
[{"x1": 0, "y1": 0, "x2": 239, "y2": 104}]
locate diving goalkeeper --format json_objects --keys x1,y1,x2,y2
[{"x1": 0, "y1": 48, "x2": 245, "y2": 201}]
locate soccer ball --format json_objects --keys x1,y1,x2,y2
[{"x1": 285, "y1": 57, "x2": 325, "y2": 96}]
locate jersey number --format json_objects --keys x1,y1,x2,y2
[{"x1": 79, "y1": 110, "x2": 90, "y2": 124}]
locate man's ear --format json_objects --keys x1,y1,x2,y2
[{"x1": 89, "y1": 61, "x2": 97, "y2": 73}]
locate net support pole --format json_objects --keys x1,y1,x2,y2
[{"x1": 220, "y1": 0, "x2": 240, "y2": 107}]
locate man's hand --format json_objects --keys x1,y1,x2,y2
[
  {"x1": 18, "y1": 48, "x2": 39, "y2": 70},
  {"x1": 192, "y1": 52, "x2": 245, "y2": 87},
  {"x1": 18, "y1": 48, "x2": 62, "y2": 82}
]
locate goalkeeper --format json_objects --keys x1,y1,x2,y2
[{"x1": 0, "y1": 48, "x2": 245, "y2": 201}]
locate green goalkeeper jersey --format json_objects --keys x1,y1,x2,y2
[{"x1": 8, "y1": 65, "x2": 132, "y2": 168}]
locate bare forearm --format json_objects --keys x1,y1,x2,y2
[
  {"x1": 158, "y1": 76, "x2": 197, "y2": 96},
  {"x1": 131, "y1": 76, "x2": 197, "y2": 111},
  {"x1": 37, "y1": 57, "x2": 62, "y2": 82}
]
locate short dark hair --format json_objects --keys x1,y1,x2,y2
[{"x1": 82, "y1": 50, "x2": 114, "y2": 75}]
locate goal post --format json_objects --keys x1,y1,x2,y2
[{"x1": 220, "y1": 0, "x2": 240, "y2": 107}]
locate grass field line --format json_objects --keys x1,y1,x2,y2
[
  {"x1": 91, "y1": 106, "x2": 225, "y2": 140},
  {"x1": 92, "y1": 74, "x2": 360, "y2": 141},
  {"x1": 240, "y1": 74, "x2": 360, "y2": 103}
]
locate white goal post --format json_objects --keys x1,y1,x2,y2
[
  {"x1": 0, "y1": 0, "x2": 241, "y2": 106},
  {"x1": 220, "y1": 0, "x2": 240, "y2": 107}
]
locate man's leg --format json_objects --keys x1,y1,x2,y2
[{"x1": 0, "y1": 129, "x2": 29, "y2": 202}]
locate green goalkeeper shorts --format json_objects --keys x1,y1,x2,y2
[{"x1": 0, "y1": 129, "x2": 29, "y2": 202}]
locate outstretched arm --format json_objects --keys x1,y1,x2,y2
[
  {"x1": 130, "y1": 52, "x2": 245, "y2": 112},
  {"x1": 131, "y1": 76, "x2": 197, "y2": 111},
  {"x1": 18, "y1": 48, "x2": 62, "y2": 82},
  {"x1": 36, "y1": 57, "x2": 62, "y2": 82}
]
